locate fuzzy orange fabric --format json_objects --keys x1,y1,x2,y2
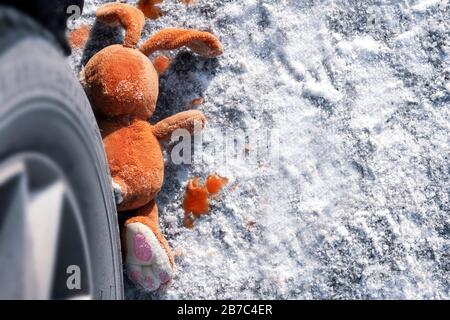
[
  {"x1": 152, "y1": 110, "x2": 206, "y2": 140},
  {"x1": 124, "y1": 201, "x2": 175, "y2": 269},
  {"x1": 83, "y1": 45, "x2": 159, "y2": 119},
  {"x1": 152, "y1": 55, "x2": 172, "y2": 75},
  {"x1": 137, "y1": 0, "x2": 164, "y2": 19},
  {"x1": 140, "y1": 28, "x2": 223, "y2": 57},
  {"x1": 100, "y1": 118, "x2": 164, "y2": 211},
  {"x1": 96, "y1": 2, "x2": 145, "y2": 47},
  {"x1": 180, "y1": 0, "x2": 198, "y2": 4},
  {"x1": 68, "y1": 24, "x2": 91, "y2": 49},
  {"x1": 82, "y1": 2, "x2": 223, "y2": 289}
]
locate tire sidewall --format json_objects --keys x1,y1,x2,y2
[{"x1": 0, "y1": 37, "x2": 123, "y2": 299}]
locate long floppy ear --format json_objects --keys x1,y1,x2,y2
[
  {"x1": 140, "y1": 28, "x2": 223, "y2": 58},
  {"x1": 96, "y1": 3, "x2": 145, "y2": 48}
]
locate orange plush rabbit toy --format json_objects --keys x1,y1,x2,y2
[{"x1": 81, "y1": 2, "x2": 223, "y2": 291}]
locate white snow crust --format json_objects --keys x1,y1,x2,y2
[{"x1": 70, "y1": 0, "x2": 450, "y2": 299}]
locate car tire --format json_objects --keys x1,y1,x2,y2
[{"x1": 0, "y1": 6, "x2": 123, "y2": 299}]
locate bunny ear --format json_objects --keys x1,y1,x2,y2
[
  {"x1": 140, "y1": 28, "x2": 223, "y2": 57},
  {"x1": 96, "y1": 3, "x2": 145, "y2": 47}
]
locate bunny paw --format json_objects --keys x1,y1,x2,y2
[{"x1": 124, "y1": 222, "x2": 173, "y2": 291}]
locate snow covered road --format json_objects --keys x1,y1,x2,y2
[{"x1": 71, "y1": 0, "x2": 450, "y2": 299}]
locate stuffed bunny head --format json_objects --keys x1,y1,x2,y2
[{"x1": 82, "y1": 2, "x2": 222, "y2": 120}]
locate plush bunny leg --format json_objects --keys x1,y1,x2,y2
[
  {"x1": 96, "y1": 2, "x2": 145, "y2": 47},
  {"x1": 152, "y1": 110, "x2": 206, "y2": 141},
  {"x1": 123, "y1": 201, "x2": 174, "y2": 291},
  {"x1": 140, "y1": 28, "x2": 223, "y2": 57}
]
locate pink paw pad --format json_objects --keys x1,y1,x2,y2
[
  {"x1": 131, "y1": 271, "x2": 141, "y2": 283},
  {"x1": 134, "y1": 233, "x2": 152, "y2": 262},
  {"x1": 159, "y1": 271, "x2": 171, "y2": 284},
  {"x1": 144, "y1": 276, "x2": 155, "y2": 289}
]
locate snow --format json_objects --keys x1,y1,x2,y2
[{"x1": 70, "y1": 0, "x2": 450, "y2": 299}]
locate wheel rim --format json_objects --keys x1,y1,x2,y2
[
  {"x1": 0, "y1": 153, "x2": 93, "y2": 299},
  {"x1": 0, "y1": 96, "x2": 123, "y2": 299}
]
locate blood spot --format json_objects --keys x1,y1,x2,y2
[
  {"x1": 206, "y1": 174, "x2": 229, "y2": 194},
  {"x1": 183, "y1": 177, "x2": 209, "y2": 217},
  {"x1": 182, "y1": 175, "x2": 228, "y2": 228}
]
